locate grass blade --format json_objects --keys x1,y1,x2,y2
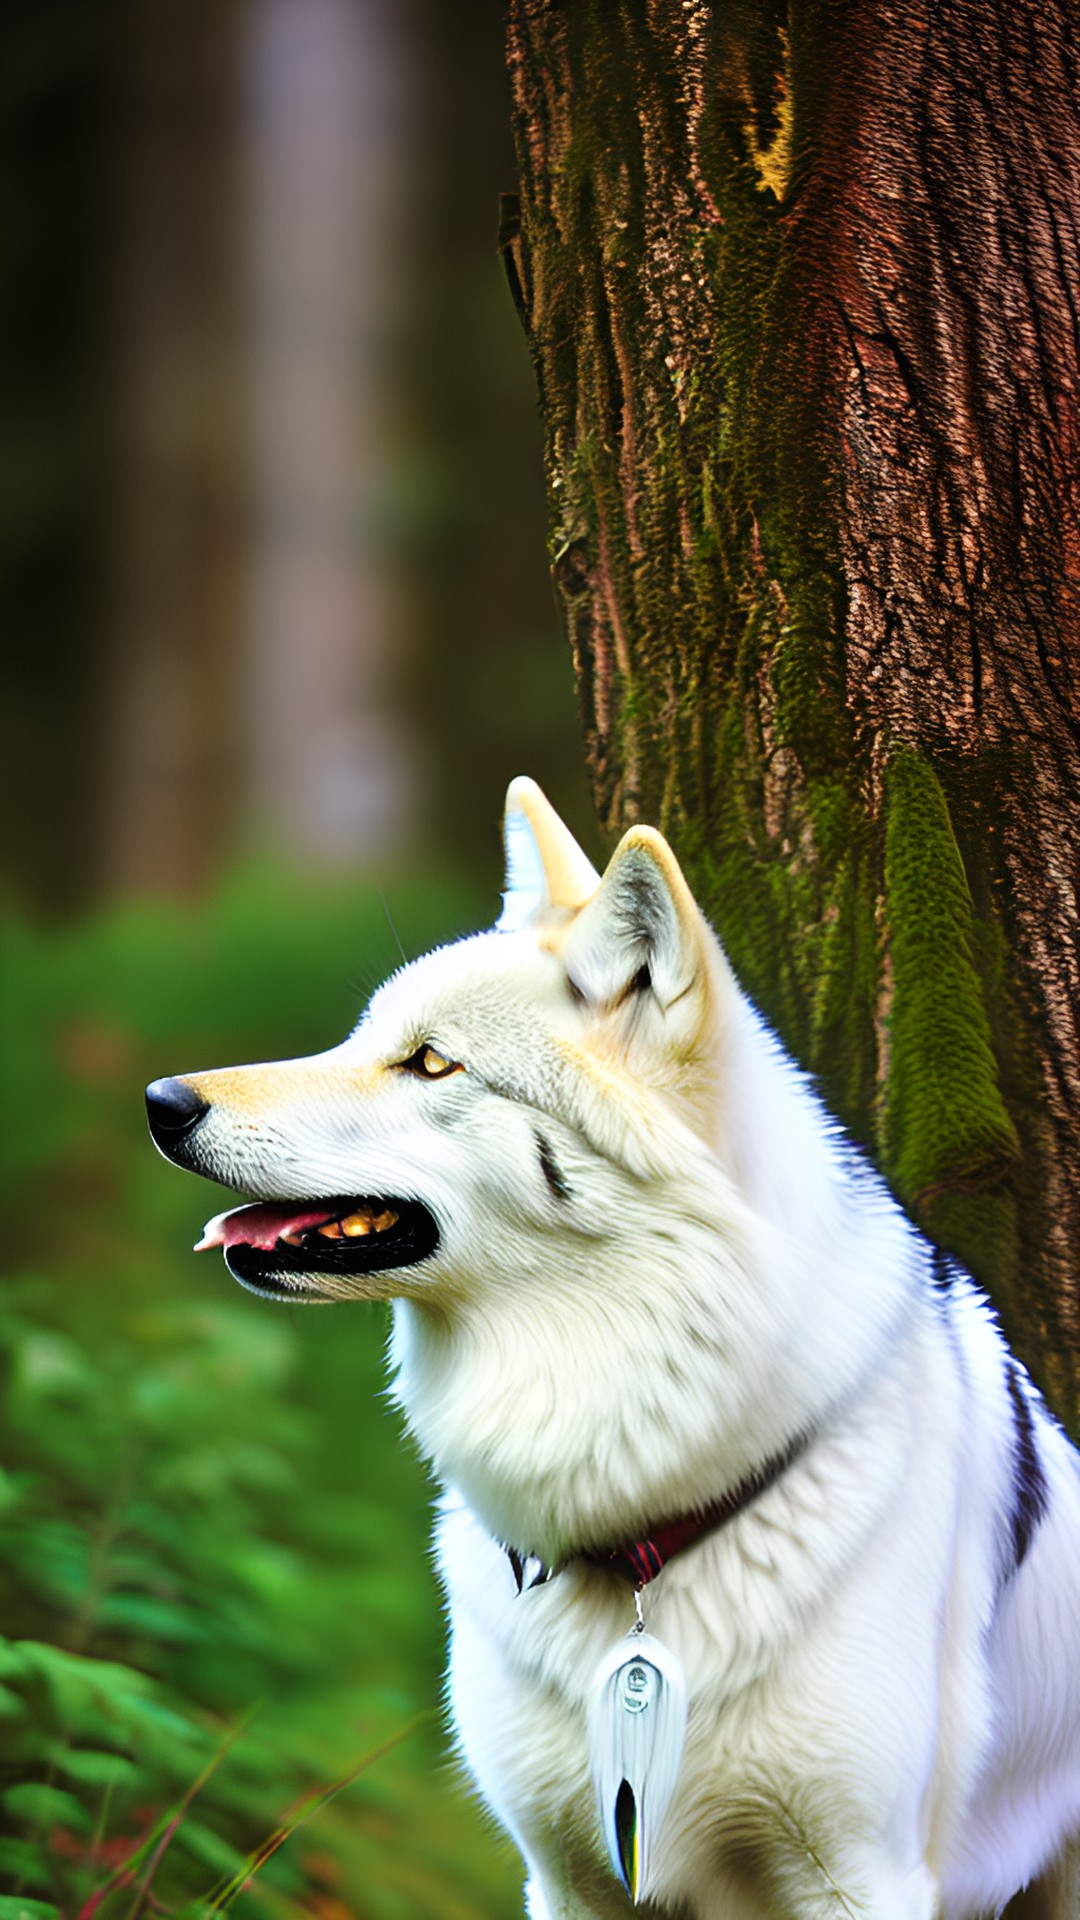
[{"x1": 206, "y1": 1713, "x2": 431, "y2": 1917}]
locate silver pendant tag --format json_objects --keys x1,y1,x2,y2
[{"x1": 588, "y1": 1620, "x2": 687, "y2": 1902}]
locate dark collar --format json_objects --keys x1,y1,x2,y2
[{"x1": 506, "y1": 1423, "x2": 815, "y2": 1595}]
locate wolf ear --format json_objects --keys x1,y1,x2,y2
[
  {"x1": 497, "y1": 777, "x2": 601, "y2": 930},
  {"x1": 562, "y1": 826, "x2": 705, "y2": 1010}
]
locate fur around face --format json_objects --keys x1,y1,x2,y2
[{"x1": 157, "y1": 778, "x2": 1080, "y2": 1919}]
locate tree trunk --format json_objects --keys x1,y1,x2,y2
[{"x1": 504, "y1": 0, "x2": 1080, "y2": 1435}]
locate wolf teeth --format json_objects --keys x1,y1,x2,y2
[
  {"x1": 277, "y1": 1207, "x2": 401, "y2": 1248},
  {"x1": 340, "y1": 1208, "x2": 398, "y2": 1236}
]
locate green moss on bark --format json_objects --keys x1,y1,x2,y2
[{"x1": 882, "y1": 745, "x2": 1019, "y2": 1208}]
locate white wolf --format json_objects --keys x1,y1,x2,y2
[{"x1": 146, "y1": 778, "x2": 1080, "y2": 1920}]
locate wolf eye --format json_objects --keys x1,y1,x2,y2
[{"x1": 399, "y1": 1043, "x2": 462, "y2": 1079}]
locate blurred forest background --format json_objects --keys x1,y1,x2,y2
[{"x1": 2, "y1": 2, "x2": 593, "y2": 1914}]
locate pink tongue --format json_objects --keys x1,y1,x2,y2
[{"x1": 196, "y1": 1202, "x2": 336, "y2": 1253}]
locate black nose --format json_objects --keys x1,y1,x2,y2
[{"x1": 145, "y1": 1077, "x2": 209, "y2": 1147}]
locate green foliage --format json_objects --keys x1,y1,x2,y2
[{"x1": 0, "y1": 866, "x2": 523, "y2": 1919}]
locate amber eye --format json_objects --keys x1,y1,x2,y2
[{"x1": 399, "y1": 1043, "x2": 462, "y2": 1079}]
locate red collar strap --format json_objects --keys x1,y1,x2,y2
[{"x1": 507, "y1": 1424, "x2": 815, "y2": 1596}]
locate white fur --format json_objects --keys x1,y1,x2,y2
[{"x1": 178, "y1": 783, "x2": 1080, "y2": 1918}]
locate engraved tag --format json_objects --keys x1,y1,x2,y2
[{"x1": 588, "y1": 1630, "x2": 687, "y2": 1902}]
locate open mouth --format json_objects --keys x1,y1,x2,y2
[{"x1": 195, "y1": 1196, "x2": 440, "y2": 1302}]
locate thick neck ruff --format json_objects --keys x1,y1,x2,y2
[{"x1": 506, "y1": 1423, "x2": 814, "y2": 1595}]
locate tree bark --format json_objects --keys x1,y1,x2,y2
[{"x1": 505, "y1": 0, "x2": 1080, "y2": 1434}]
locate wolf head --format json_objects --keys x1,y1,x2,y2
[
  {"x1": 147, "y1": 779, "x2": 912, "y2": 1551},
  {"x1": 146, "y1": 778, "x2": 742, "y2": 1312}
]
